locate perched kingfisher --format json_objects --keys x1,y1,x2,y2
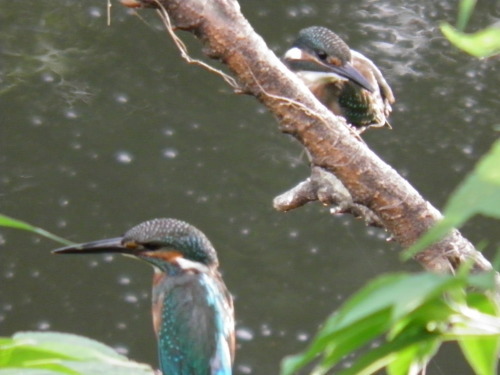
[
  {"x1": 284, "y1": 26, "x2": 395, "y2": 131},
  {"x1": 54, "y1": 218, "x2": 235, "y2": 375}
]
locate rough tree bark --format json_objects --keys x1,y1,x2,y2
[{"x1": 124, "y1": 0, "x2": 494, "y2": 275}]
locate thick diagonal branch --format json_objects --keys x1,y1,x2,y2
[{"x1": 128, "y1": 0, "x2": 493, "y2": 274}]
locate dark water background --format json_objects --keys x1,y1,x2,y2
[{"x1": 1, "y1": 1, "x2": 499, "y2": 374}]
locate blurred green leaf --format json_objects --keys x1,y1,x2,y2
[
  {"x1": 459, "y1": 336, "x2": 500, "y2": 375},
  {"x1": 338, "y1": 328, "x2": 438, "y2": 375},
  {"x1": 0, "y1": 371, "x2": 63, "y2": 375},
  {"x1": 456, "y1": 0, "x2": 477, "y2": 31},
  {"x1": 0, "y1": 214, "x2": 74, "y2": 246},
  {"x1": 441, "y1": 22, "x2": 500, "y2": 58},
  {"x1": 386, "y1": 335, "x2": 440, "y2": 375},
  {"x1": 12, "y1": 332, "x2": 127, "y2": 361},
  {"x1": 0, "y1": 332, "x2": 155, "y2": 375},
  {"x1": 403, "y1": 140, "x2": 500, "y2": 260},
  {"x1": 458, "y1": 295, "x2": 500, "y2": 375},
  {"x1": 281, "y1": 273, "x2": 468, "y2": 375}
]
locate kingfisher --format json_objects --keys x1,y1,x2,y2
[
  {"x1": 53, "y1": 218, "x2": 235, "y2": 375},
  {"x1": 284, "y1": 26, "x2": 395, "y2": 131}
]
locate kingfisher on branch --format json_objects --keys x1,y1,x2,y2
[
  {"x1": 54, "y1": 218, "x2": 235, "y2": 375},
  {"x1": 284, "y1": 26, "x2": 395, "y2": 131}
]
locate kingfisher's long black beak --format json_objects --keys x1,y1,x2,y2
[
  {"x1": 53, "y1": 237, "x2": 132, "y2": 254},
  {"x1": 329, "y1": 62, "x2": 374, "y2": 93},
  {"x1": 284, "y1": 47, "x2": 375, "y2": 93}
]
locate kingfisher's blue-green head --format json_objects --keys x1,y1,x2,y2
[
  {"x1": 53, "y1": 218, "x2": 219, "y2": 273},
  {"x1": 284, "y1": 26, "x2": 375, "y2": 93}
]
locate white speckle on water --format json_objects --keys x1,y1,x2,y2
[
  {"x1": 236, "y1": 327, "x2": 254, "y2": 341},
  {"x1": 124, "y1": 294, "x2": 138, "y2": 304},
  {"x1": 114, "y1": 93, "x2": 129, "y2": 103},
  {"x1": 162, "y1": 148, "x2": 178, "y2": 159},
  {"x1": 296, "y1": 332, "x2": 309, "y2": 342},
  {"x1": 64, "y1": 109, "x2": 78, "y2": 119},
  {"x1": 115, "y1": 151, "x2": 133, "y2": 164},
  {"x1": 118, "y1": 276, "x2": 131, "y2": 285},
  {"x1": 260, "y1": 323, "x2": 272, "y2": 337},
  {"x1": 237, "y1": 364, "x2": 252, "y2": 374},
  {"x1": 37, "y1": 321, "x2": 51, "y2": 330},
  {"x1": 88, "y1": 6, "x2": 102, "y2": 18}
]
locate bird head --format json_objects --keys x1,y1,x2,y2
[
  {"x1": 284, "y1": 26, "x2": 375, "y2": 93},
  {"x1": 53, "y1": 218, "x2": 219, "y2": 273}
]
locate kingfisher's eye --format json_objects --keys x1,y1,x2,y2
[
  {"x1": 317, "y1": 50, "x2": 328, "y2": 60},
  {"x1": 143, "y1": 243, "x2": 162, "y2": 251}
]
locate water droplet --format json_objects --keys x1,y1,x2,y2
[
  {"x1": 236, "y1": 327, "x2": 254, "y2": 341},
  {"x1": 41, "y1": 72, "x2": 55, "y2": 83},
  {"x1": 163, "y1": 127, "x2": 175, "y2": 137},
  {"x1": 462, "y1": 144, "x2": 473, "y2": 155},
  {"x1": 88, "y1": 6, "x2": 102, "y2": 18},
  {"x1": 70, "y1": 142, "x2": 82, "y2": 150},
  {"x1": 31, "y1": 116, "x2": 43, "y2": 126},
  {"x1": 162, "y1": 148, "x2": 178, "y2": 159},
  {"x1": 58, "y1": 198, "x2": 69, "y2": 207},
  {"x1": 31, "y1": 270, "x2": 40, "y2": 278},
  {"x1": 114, "y1": 93, "x2": 129, "y2": 103},
  {"x1": 124, "y1": 294, "x2": 138, "y2": 303},
  {"x1": 64, "y1": 109, "x2": 78, "y2": 119},
  {"x1": 115, "y1": 151, "x2": 133, "y2": 164},
  {"x1": 197, "y1": 195, "x2": 209, "y2": 203},
  {"x1": 296, "y1": 332, "x2": 309, "y2": 342},
  {"x1": 56, "y1": 220, "x2": 67, "y2": 229},
  {"x1": 289, "y1": 230, "x2": 299, "y2": 238},
  {"x1": 118, "y1": 276, "x2": 131, "y2": 285},
  {"x1": 237, "y1": 364, "x2": 252, "y2": 374},
  {"x1": 260, "y1": 324, "x2": 272, "y2": 337},
  {"x1": 240, "y1": 228, "x2": 250, "y2": 236},
  {"x1": 37, "y1": 321, "x2": 51, "y2": 330}
]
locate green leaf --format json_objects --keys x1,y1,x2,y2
[
  {"x1": 338, "y1": 327, "x2": 439, "y2": 375},
  {"x1": 403, "y1": 140, "x2": 500, "y2": 260},
  {"x1": 0, "y1": 214, "x2": 74, "y2": 246},
  {"x1": 281, "y1": 273, "x2": 464, "y2": 375},
  {"x1": 314, "y1": 309, "x2": 392, "y2": 373},
  {"x1": 0, "y1": 332, "x2": 155, "y2": 375},
  {"x1": 458, "y1": 335, "x2": 500, "y2": 375},
  {"x1": 386, "y1": 333, "x2": 441, "y2": 375},
  {"x1": 456, "y1": 0, "x2": 477, "y2": 31},
  {"x1": 12, "y1": 332, "x2": 127, "y2": 361},
  {"x1": 0, "y1": 371, "x2": 64, "y2": 375},
  {"x1": 440, "y1": 22, "x2": 500, "y2": 58}
]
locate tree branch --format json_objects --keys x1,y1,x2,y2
[{"x1": 124, "y1": 0, "x2": 494, "y2": 275}]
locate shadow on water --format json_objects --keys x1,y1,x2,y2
[{"x1": 1, "y1": 1, "x2": 499, "y2": 374}]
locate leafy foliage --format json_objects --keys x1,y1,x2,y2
[
  {"x1": 440, "y1": 0, "x2": 500, "y2": 57},
  {"x1": 0, "y1": 332, "x2": 155, "y2": 375},
  {"x1": 403, "y1": 139, "x2": 500, "y2": 259},
  {"x1": 281, "y1": 271, "x2": 500, "y2": 375}
]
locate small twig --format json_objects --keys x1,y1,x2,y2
[
  {"x1": 274, "y1": 167, "x2": 384, "y2": 228},
  {"x1": 107, "y1": 0, "x2": 112, "y2": 26},
  {"x1": 154, "y1": 1, "x2": 241, "y2": 91}
]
